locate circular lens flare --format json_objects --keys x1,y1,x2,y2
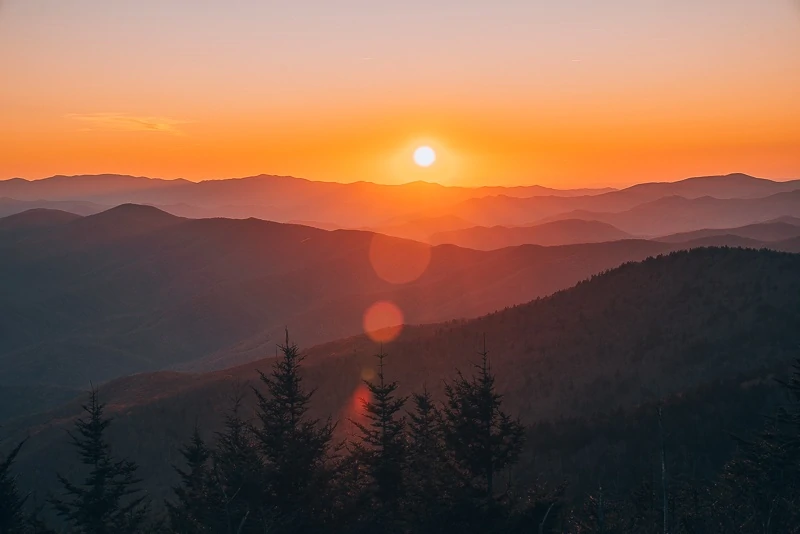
[
  {"x1": 363, "y1": 301, "x2": 404, "y2": 343},
  {"x1": 413, "y1": 146, "x2": 436, "y2": 167},
  {"x1": 369, "y1": 233, "x2": 431, "y2": 285}
]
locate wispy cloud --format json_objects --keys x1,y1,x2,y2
[{"x1": 65, "y1": 113, "x2": 190, "y2": 134}]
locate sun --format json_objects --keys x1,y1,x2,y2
[{"x1": 413, "y1": 146, "x2": 436, "y2": 167}]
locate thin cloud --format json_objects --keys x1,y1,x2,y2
[{"x1": 65, "y1": 113, "x2": 190, "y2": 134}]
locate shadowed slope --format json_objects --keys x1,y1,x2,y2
[{"x1": 6, "y1": 247, "x2": 799, "y2": 505}]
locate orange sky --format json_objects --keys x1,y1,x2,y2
[{"x1": 1, "y1": 1, "x2": 799, "y2": 188}]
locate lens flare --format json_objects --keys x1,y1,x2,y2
[
  {"x1": 362, "y1": 300, "x2": 404, "y2": 343},
  {"x1": 348, "y1": 382, "x2": 372, "y2": 421},
  {"x1": 361, "y1": 367, "x2": 376, "y2": 381},
  {"x1": 369, "y1": 233, "x2": 431, "y2": 285}
]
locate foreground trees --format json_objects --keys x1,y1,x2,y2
[
  {"x1": 4, "y1": 340, "x2": 799, "y2": 533},
  {"x1": 1, "y1": 439, "x2": 29, "y2": 533},
  {"x1": 161, "y1": 336, "x2": 543, "y2": 533},
  {"x1": 51, "y1": 389, "x2": 150, "y2": 534}
]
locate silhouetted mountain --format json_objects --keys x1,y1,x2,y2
[
  {"x1": 369, "y1": 215, "x2": 476, "y2": 242},
  {"x1": 0, "y1": 174, "x2": 613, "y2": 228},
  {"x1": 0, "y1": 197, "x2": 106, "y2": 218},
  {"x1": 0, "y1": 174, "x2": 188, "y2": 200},
  {"x1": 0, "y1": 205, "x2": 685, "y2": 398},
  {"x1": 658, "y1": 221, "x2": 800, "y2": 243},
  {"x1": 7, "y1": 247, "x2": 799, "y2": 504},
  {"x1": 437, "y1": 174, "x2": 800, "y2": 229},
  {"x1": 429, "y1": 219, "x2": 632, "y2": 249},
  {"x1": 538, "y1": 191, "x2": 800, "y2": 235},
  {"x1": 771, "y1": 215, "x2": 800, "y2": 225},
  {"x1": 3, "y1": 173, "x2": 797, "y2": 233},
  {"x1": 0, "y1": 209, "x2": 82, "y2": 233},
  {"x1": 615, "y1": 173, "x2": 800, "y2": 200}
]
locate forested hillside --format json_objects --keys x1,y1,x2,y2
[{"x1": 2, "y1": 247, "x2": 798, "y2": 532}]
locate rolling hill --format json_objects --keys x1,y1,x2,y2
[
  {"x1": 536, "y1": 191, "x2": 800, "y2": 235},
  {"x1": 433, "y1": 174, "x2": 800, "y2": 229},
  {"x1": 600, "y1": 172, "x2": 800, "y2": 201},
  {"x1": 657, "y1": 220, "x2": 800, "y2": 243},
  {"x1": 0, "y1": 174, "x2": 613, "y2": 228},
  {"x1": 429, "y1": 219, "x2": 632, "y2": 249},
  {"x1": 3, "y1": 173, "x2": 797, "y2": 232},
  {"x1": 0, "y1": 197, "x2": 106, "y2": 218},
  {"x1": 368, "y1": 215, "x2": 476, "y2": 242},
  {"x1": 0, "y1": 208, "x2": 82, "y2": 234},
  {"x1": 0, "y1": 205, "x2": 678, "y2": 398},
  {"x1": 6, "y1": 247, "x2": 799, "y2": 504}
]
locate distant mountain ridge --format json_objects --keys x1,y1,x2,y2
[
  {"x1": 658, "y1": 220, "x2": 800, "y2": 243},
  {"x1": 535, "y1": 190, "x2": 800, "y2": 235},
  {"x1": 0, "y1": 204, "x2": 673, "y2": 395},
  {"x1": 0, "y1": 174, "x2": 614, "y2": 228},
  {"x1": 2, "y1": 172, "x2": 797, "y2": 230},
  {"x1": 429, "y1": 219, "x2": 632, "y2": 249},
  {"x1": 4, "y1": 203, "x2": 794, "y2": 416}
]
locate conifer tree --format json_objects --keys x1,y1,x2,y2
[
  {"x1": 405, "y1": 387, "x2": 453, "y2": 533},
  {"x1": 251, "y1": 332, "x2": 336, "y2": 533},
  {"x1": 441, "y1": 339, "x2": 525, "y2": 510},
  {"x1": 166, "y1": 427, "x2": 213, "y2": 533},
  {"x1": 350, "y1": 349, "x2": 408, "y2": 530},
  {"x1": 0, "y1": 439, "x2": 29, "y2": 533},
  {"x1": 51, "y1": 388, "x2": 150, "y2": 534},
  {"x1": 209, "y1": 391, "x2": 263, "y2": 534}
]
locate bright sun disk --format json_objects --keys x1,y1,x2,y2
[{"x1": 413, "y1": 146, "x2": 436, "y2": 167}]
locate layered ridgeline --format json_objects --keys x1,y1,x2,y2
[
  {"x1": 3, "y1": 204, "x2": 800, "y2": 423},
  {"x1": 6, "y1": 247, "x2": 800, "y2": 507},
  {"x1": 1, "y1": 173, "x2": 798, "y2": 235},
  {"x1": 0, "y1": 173, "x2": 613, "y2": 228},
  {"x1": 0, "y1": 204, "x2": 669, "y2": 391}
]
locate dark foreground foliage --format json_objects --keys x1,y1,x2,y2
[{"x1": 2, "y1": 339, "x2": 799, "y2": 533}]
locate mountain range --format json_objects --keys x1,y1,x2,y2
[
  {"x1": 2, "y1": 173, "x2": 798, "y2": 234},
  {"x1": 429, "y1": 219, "x2": 633, "y2": 249},
  {"x1": 0, "y1": 174, "x2": 613, "y2": 228},
  {"x1": 6, "y1": 247, "x2": 799, "y2": 504}
]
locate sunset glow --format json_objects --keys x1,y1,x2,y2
[{"x1": 1, "y1": 1, "x2": 798, "y2": 187}]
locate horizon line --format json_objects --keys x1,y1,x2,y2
[{"x1": 2, "y1": 171, "x2": 795, "y2": 191}]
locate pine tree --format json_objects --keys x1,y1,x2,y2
[
  {"x1": 209, "y1": 391, "x2": 263, "y2": 534},
  {"x1": 166, "y1": 427, "x2": 213, "y2": 533},
  {"x1": 51, "y1": 388, "x2": 150, "y2": 534},
  {"x1": 350, "y1": 349, "x2": 408, "y2": 531},
  {"x1": 441, "y1": 338, "x2": 525, "y2": 519},
  {"x1": 405, "y1": 387, "x2": 453, "y2": 533},
  {"x1": 251, "y1": 332, "x2": 336, "y2": 533},
  {"x1": 0, "y1": 439, "x2": 29, "y2": 533}
]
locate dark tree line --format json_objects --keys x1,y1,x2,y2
[{"x1": 2, "y1": 340, "x2": 799, "y2": 533}]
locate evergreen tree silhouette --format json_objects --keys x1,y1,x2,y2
[
  {"x1": 251, "y1": 331, "x2": 336, "y2": 533},
  {"x1": 51, "y1": 388, "x2": 150, "y2": 534},
  {"x1": 209, "y1": 390, "x2": 262, "y2": 534},
  {"x1": 405, "y1": 386, "x2": 454, "y2": 533},
  {"x1": 441, "y1": 337, "x2": 525, "y2": 527},
  {"x1": 166, "y1": 426, "x2": 214, "y2": 533},
  {"x1": 350, "y1": 348, "x2": 408, "y2": 531},
  {"x1": 0, "y1": 439, "x2": 29, "y2": 533}
]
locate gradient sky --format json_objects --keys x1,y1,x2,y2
[{"x1": 1, "y1": 0, "x2": 799, "y2": 187}]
